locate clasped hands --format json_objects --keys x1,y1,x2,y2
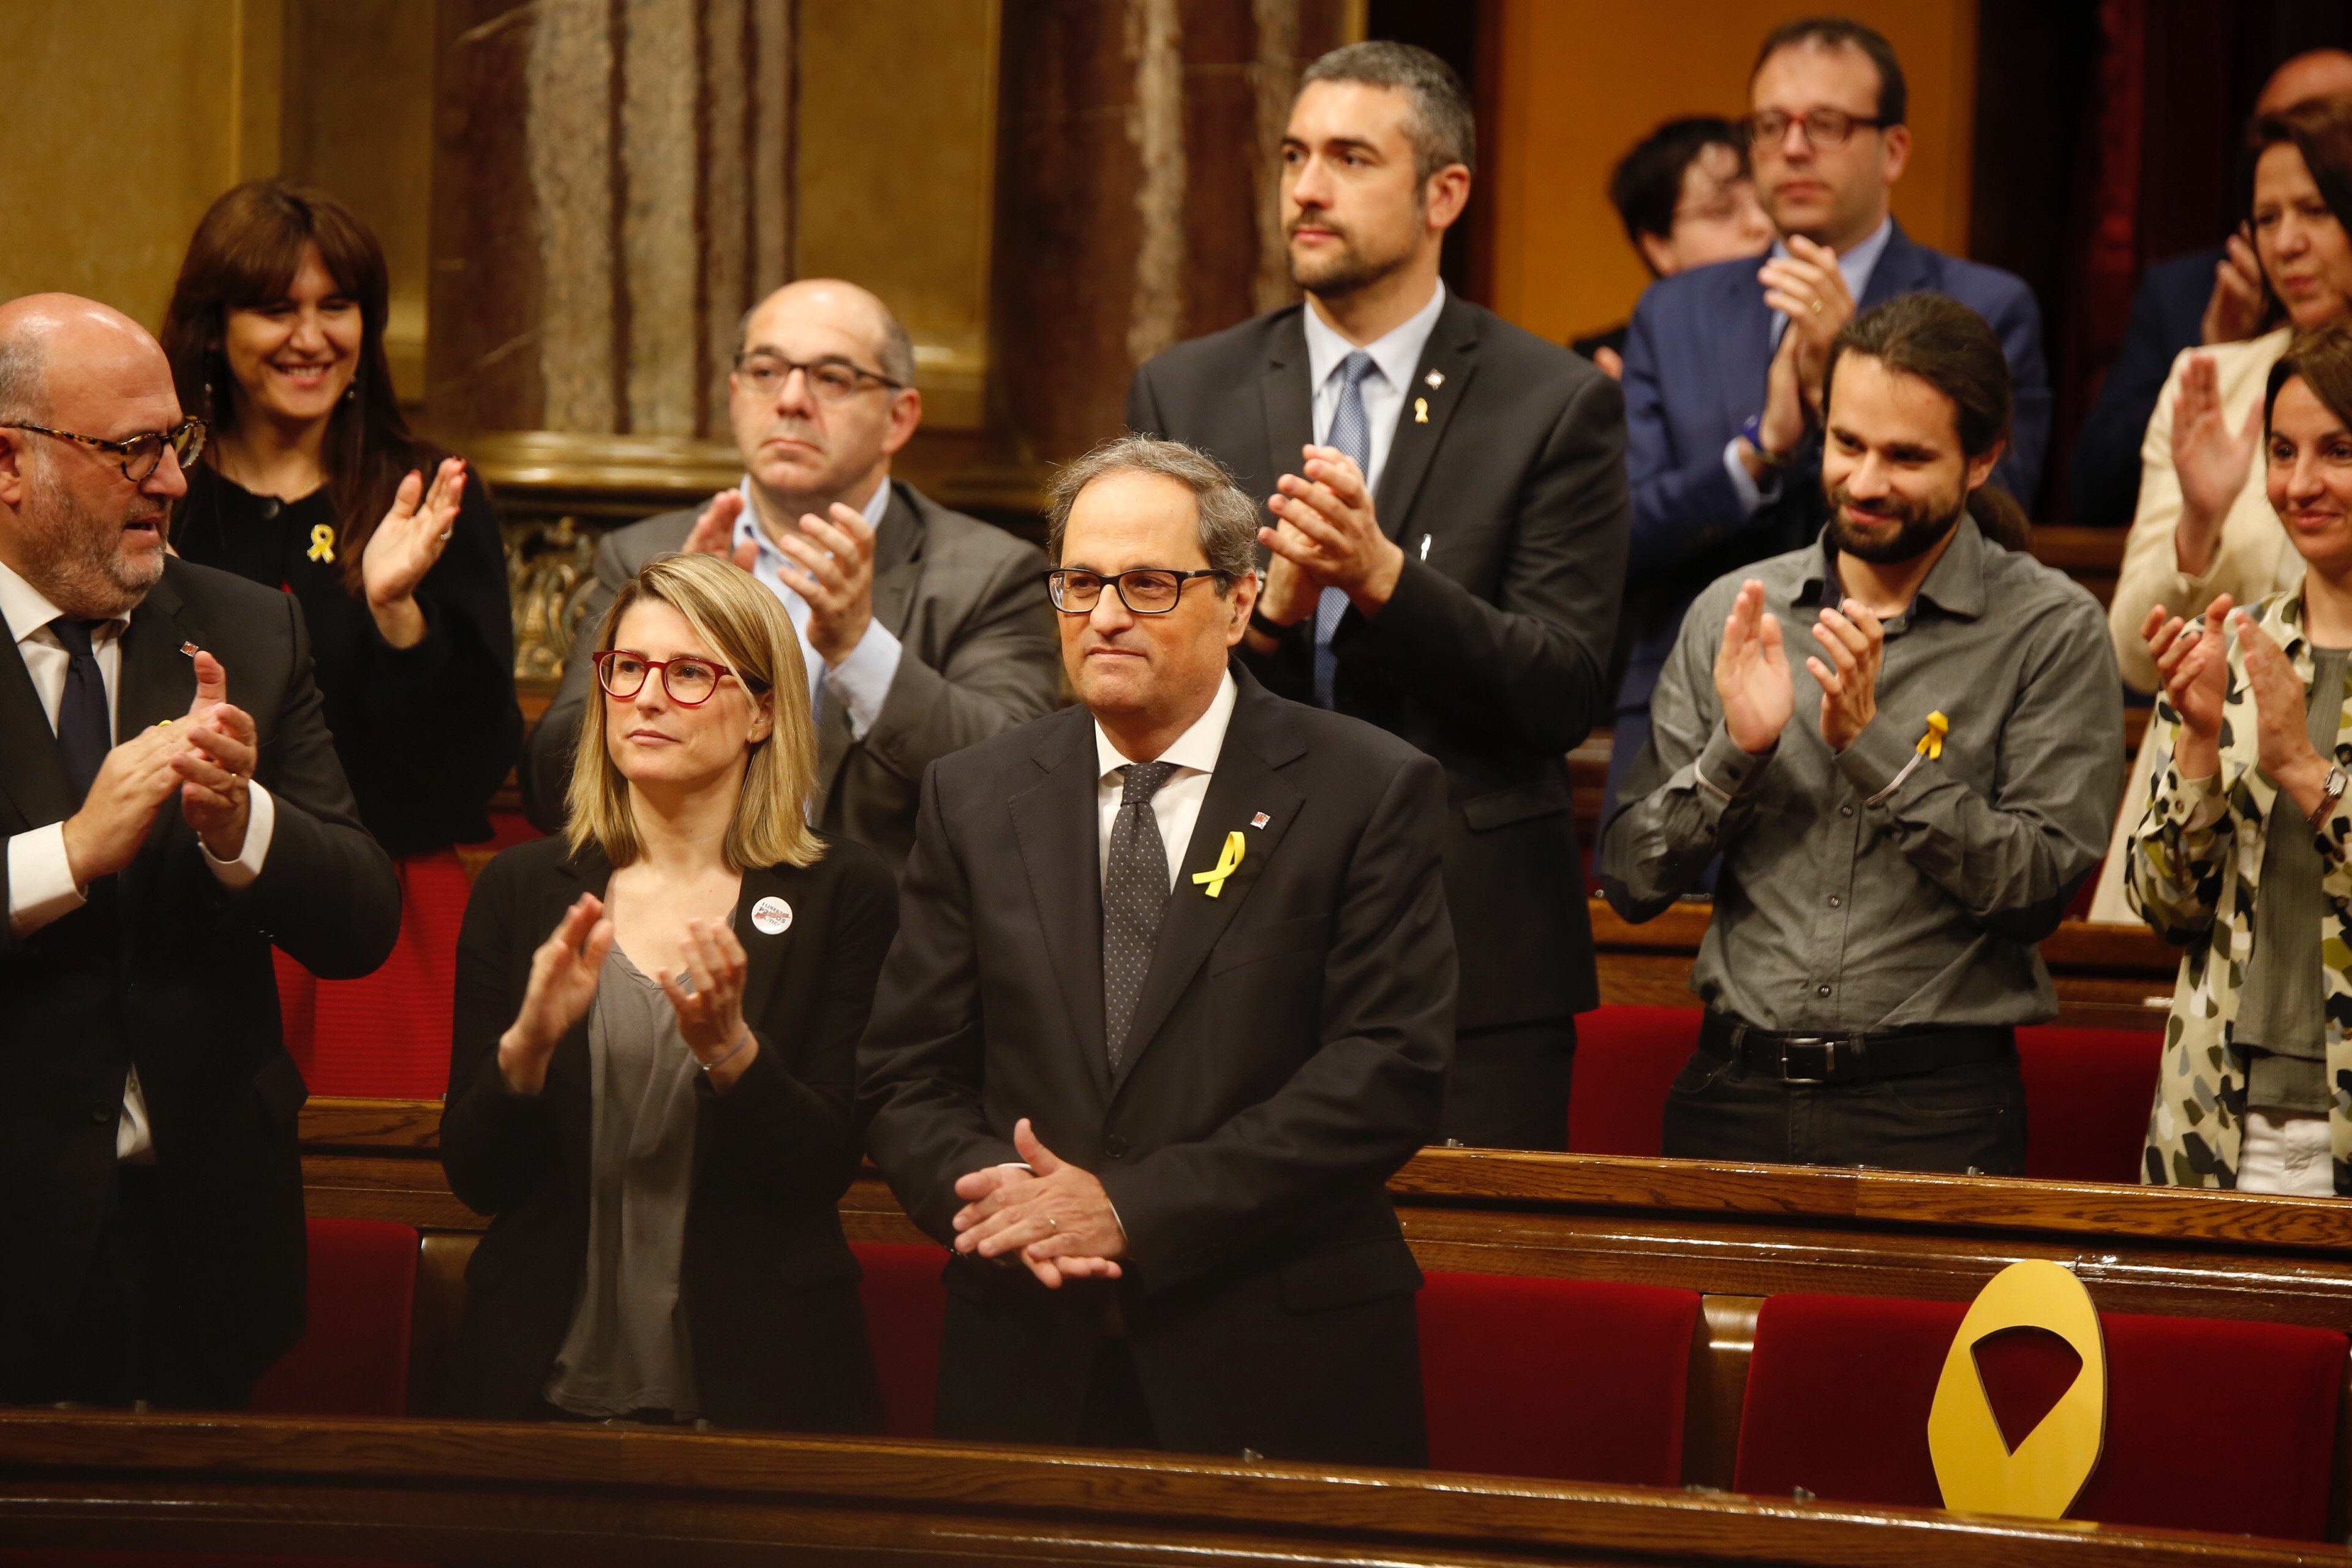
[
  {"x1": 497, "y1": 892, "x2": 760, "y2": 1095},
  {"x1": 1714, "y1": 577, "x2": 1885, "y2": 756},
  {"x1": 1253, "y1": 444, "x2": 1403, "y2": 633},
  {"x1": 2143, "y1": 597, "x2": 2334, "y2": 819},
  {"x1": 1741, "y1": 236, "x2": 1856, "y2": 474},
  {"x1": 951, "y1": 1117, "x2": 1126, "y2": 1289},
  {"x1": 62, "y1": 649, "x2": 256, "y2": 886},
  {"x1": 683, "y1": 488, "x2": 876, "y2": 665}
]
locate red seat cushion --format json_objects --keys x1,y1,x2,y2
[
  {"x1": 1735, "y1": 1292, "x2": 2346, "y2": 1539},
  {"x1": 853, "y1": 1242, "x2": 948, "y2": 1438},
  {"x1": 248, "y1": 1218, "x2": 418, "y2": 1418},
  {"x1": 2015, "y1": 1027, "x2": 2162, "y2": 1184},
  {"x1": 1567, "y1": 1006, "x2": 1700, "y2": 1156},
  {"x1": 1419, "y1": 1271, "x2": 1700, "y2": 1485}
]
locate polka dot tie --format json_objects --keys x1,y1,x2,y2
[{"x1": 1103, "y1": 761, "x2": 1179, "y2": 1069}]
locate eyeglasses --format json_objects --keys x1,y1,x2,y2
[
  {"x1": 3, "y1": 418, "x2": 206, "y2": 483},
  {"x1": 731, "y1": 352, "x2": 906, "y2": 403},
  {"x1": 592, "y1": 650, "x2": 751, "y2": 706},
  {"x1": 1046, "y1": 567, "x2": 1232, "y2": 616},
  {"x1": 1744, "y1": 109, "x2": 1887, "y2": 149}
]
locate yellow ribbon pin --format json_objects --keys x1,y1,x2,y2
[
  {"x1": 1917, "y1": 710, "x2": 1949, "y2": 760},
  {"x1": 1413, "y1": 396, "x2": 1430, "y2": 424},
  {"x1": 1191, "y1": 831, "x2": 1245, "y2": 898},
  {"x1": 306, "y1": 523, "x2": 336, "y2": 564}
]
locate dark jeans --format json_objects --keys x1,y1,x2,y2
[
  {"x1": 1441, "y1": 1017, "x2": 1576, "y2": 1151},
  {"x1": 12, "y1": 1165, "x2": 243, "y2": 1409},
  {"x1": 1660, "y1": 1049, "x2": 2027, "y2": 1174}
]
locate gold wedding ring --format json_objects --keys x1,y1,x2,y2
[
  {"x1": 1046, "y1": 1215, "x2": 1061, "y2": 1232},
  {"x1": 1809, "y1": 297, "x2": 1824, "y2": 315}
]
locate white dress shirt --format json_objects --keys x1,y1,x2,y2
[
  {"x1": 0, "y1": 557, "x2": 276, "y2": 1159},
  {"x1": 1093, "y1": 671, "x2": 1238, "y2": 888},
  {"x1": 1300, "y1": 279, "x2": 1448, "y2": 495},
  {"x1": 1723, "y1": 215, "x2": 1897, "y2": 515},
  {"x1": 732, "y1": 472, "x2": 902, "y2": 739}
]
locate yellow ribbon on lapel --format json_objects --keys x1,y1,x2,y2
[
  {"x1": 307, "y1": 523, "x2": 336, "y2": 564},
  {"x1": 1917, "y1": 710, "x2": 1949, "y2": 760},
  {"x1": 1191, "y1": 831, "x2": 1245, "y2": 898}
]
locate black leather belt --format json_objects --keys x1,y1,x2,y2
[{"x1": 1696, "y1": 1012, "x2": 2014, "y2": 1085}]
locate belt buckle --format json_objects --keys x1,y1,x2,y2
[{"x1": 1777, "y1": 1035, "x2": 1836, "y2": 1084}]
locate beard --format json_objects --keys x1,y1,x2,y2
[
  {"x1": 1823, "y1": 478, "x2": 1969, "y2": 565},
  {"x1": 1286, "y1": 210, "x2": 1415, "y2": 299},
  {"x1": 15, "y1": 454, "x2": 166, "y2": 618}
]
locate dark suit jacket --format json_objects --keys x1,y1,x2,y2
[
  {"x1": 0, "y1": 560, "x2": 400, "y2": 1398},
  {"x1": 1127, "y1": 293, "x2": 1627, "y2": 1028},
  {"x1": 2069, "y1": 246, "x2": 2226, "y2": 529},
  {"x1": 1615, "y1": 221, "x2": 2051, "y2": 729},
  {"x1": 524, "y1": 480, "x2": 1059, "y2": 870},
  {"x1": 858, "y1": 668, "x2": 1455, "y2": 1464},
  {"x1": 441, "y1": 831, "x2": 895, "y2": 1431}
]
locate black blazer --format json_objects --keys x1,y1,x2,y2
[
  {"x1": 442, "y1": 832, "x2": 895, "y2": 1431},
  {"x1": 2069, "y1": 246, "x2": 2227, "y2": 529},
  {"x1": 1127, "y1": 293, "x2": 1627, "y2": 1027},
  {"x1": 174, "y1": 464, "x2": 522, "y2": 859},
  {"x1": 859, "y1": 668, "x2": 1455, "y2": 1465},
  {"x1": 0, "y1": 560, "x2": 400, "y2": 1398}
]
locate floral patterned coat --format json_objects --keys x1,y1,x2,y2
[{"x1": 2127, "y1": 587, "x2": 2352, "y2": 1194}]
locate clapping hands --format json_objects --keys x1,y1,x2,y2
[{"x1": 361, "y1": 456, "x2": 467, "y2": 649}]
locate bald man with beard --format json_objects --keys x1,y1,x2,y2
[
  {"x1": 0, "y1": 295, "x2": 397, "y2": 1408},
  {"x1": 526, "y1": 279, "x2": 1059, "y2": 867}
]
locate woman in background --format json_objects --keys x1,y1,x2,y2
[
  {"x1": 161, "y1": 180, "x2": 522, "y2": 1096},
  {"x1": 442, "y1": 553, "x2": 889, "y2": 1430}
]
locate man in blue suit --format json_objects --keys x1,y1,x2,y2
[{"x1": 1608, "y1": 16, "x2": 2048, "y2": 822}]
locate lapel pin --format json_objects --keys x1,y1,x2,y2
[
  {"x1": 1191, "y1": 832, "x2": 1245, "y2": 898},
  {"x1": 750, "y1": 895, "x2": 793, "y2": 936},
  {"x1": 1413, "y1": 396, "x2": 1429, "y2": 424},
  {"x1": 1251, "y1": 812, "x2": 1270, "y2": 829},
  {"x1": 306, "y1": 523, "x2": 336, "y2": 564},
  {"x1": 179, "y1": 641, "x2": 200, "y2": 657},
  {"x1": 1425, "y1": 369, "x2": 1444, "y2": 389}
]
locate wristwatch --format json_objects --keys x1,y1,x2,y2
[
  {"x1": 1740, "y1": 413, "x2": 1793, "y2": 470},
  {"x1": 1248, "y1": 608, "x2": 1295, "y2": 641},
  {"x1": 2307, "y1": 765, "x2": 2349, "y2": 835}
]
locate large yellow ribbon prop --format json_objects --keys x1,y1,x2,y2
[
  {"x1": 307, "y1": 523, "x2": 336, "y2": 564},
  {"x1": 1927, "y1": 1259, "x2": 2107, "y2": 1519},
  {"x1": 1191, "y1": 831, "x2": 1245, "y2": 898},
  {"x1": 1917, "y1": 709, "x2": 1950, "y2": 760}
]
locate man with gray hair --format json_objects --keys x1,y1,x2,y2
[
  {"x1": 526, "y1": 277, "x2": 1058, "y2": 869},
  {"x1": 1129, "y1": 40, "x2": 1629, "y2": 1150},
  {"x1": 861, "y1": 434, "x2": 1454, "y2": 1464}
]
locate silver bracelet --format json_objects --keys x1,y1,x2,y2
[{"x1": 699, "y1": 1028, "x2": 753, "y2": 1074}]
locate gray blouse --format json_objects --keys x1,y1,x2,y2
[{"x1": 542, "y1": 946, "x2": 703, "y2": 1419}]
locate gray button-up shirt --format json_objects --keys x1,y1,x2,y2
[{"x1": 1600, "y1": 515, "x2": 2124, "y2": 1032}]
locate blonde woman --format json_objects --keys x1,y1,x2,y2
[{"x1": 442, "y1": 552, "x2": 891, "y2": 1429}]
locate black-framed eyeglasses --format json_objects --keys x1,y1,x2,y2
[
  {"x1": 1046, "y1": 567, "x2": 1232, "y2": 616},
  {"x1": 3, "y1": 417, "x2": 206, "y2": 483},
  {"x1": 1743, "y1": 108, "x2": 1887, "y2": 149},
  {"x1": 731, "y1": 352, "x2": 906, "y2": 403},
  {"x1": 593, "y1": 650, "x2": 755, "y2": 706}
]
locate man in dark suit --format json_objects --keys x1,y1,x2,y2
[
  {"x1": 1610, "y1": 16, "x2": 2051, "y2": 829},
  {"x1": 859, "y1": 436, "x2": 1454, "y2": 1466},
  {"x1": 0, "y1": 295, "x2": 399, "y2": 1408},
  {"x1": 2068, "y1": 48, "x2": 2352, "y2": 527},
  {"x1": 1126, "y1": 42, "x2": 1627, "y2": 1150},
  {"x1": 526, "y1": 279, "x2": 1058, "y2": 868}
]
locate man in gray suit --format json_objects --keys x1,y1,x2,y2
[{"x1": 524, "y1": 279, "x2": 1060, "y2": 866}]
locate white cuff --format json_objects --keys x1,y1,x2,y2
[
  {"x1": 1722, "y1": 435, "x2": 1781, "y2": 516},
  {"x1": 201, "y1": 781, "x2": 276, "y2": 888},
  {"x1": 7, "y1": 822, "x2": 86, "y2": 937},
  {"x1": 826, "y1": 621, "x2": 903, "y2": 741}
]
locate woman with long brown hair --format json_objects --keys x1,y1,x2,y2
[{"x1": 161, "y1": 180, "x2": 522, "y2": 1098}]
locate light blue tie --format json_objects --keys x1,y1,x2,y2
[{"x1": 1316, "y1": 351, "x2": 1379, "y2": 708}]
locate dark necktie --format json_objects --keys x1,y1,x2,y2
[
  {"x1": 1102, "y1": 760, "x2": 1179, "y2": 1069},
  {"x1": 50, "y1": 617, "x2": 112, "y2": 807},
  {"x1": 1316, "y1": 350, "x2": 1379, "y2": 708}
]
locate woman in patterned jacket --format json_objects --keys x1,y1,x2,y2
[{"x1": 2132, "y1": 318, "x2": 2352, "y2": 1196}]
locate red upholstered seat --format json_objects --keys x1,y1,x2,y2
[
  {"x1": 2015, "y1": 1025, "x2": 2162, "y2": 1184},
  {"x1": 248, "y1": 1218, "x2": 418, "y2": 1418},
  {"x1": 1567, "y1": 1006, "x2": 1700, "y2": 1155},
  {"x1": 1735, "y1": 1292, "x2": 2346, "y2": 1540},
  {"x1": 1419, "y1": 1271, "x2": 1700, "y2": 1485},
  {"x1": 853, "y1": 1241, "x2": 948, "y2": 1438}
]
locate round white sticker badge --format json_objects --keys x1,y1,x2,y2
[{"x1": 750, "y1": 896, "x2": 793, "y2": 937}]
